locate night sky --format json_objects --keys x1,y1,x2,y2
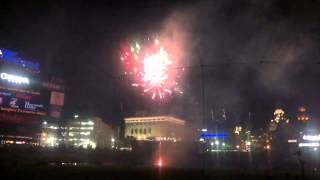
[{"x1": 1, "y1": 0, "x2": 320, "y2": 129}]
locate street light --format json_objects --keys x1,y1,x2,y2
[
  {"x1": 215, "y1": 140, "x2": 220, "y2": 145},
  {"x1": 201, "y1": 128, "x2": 208, "y2": 132}
]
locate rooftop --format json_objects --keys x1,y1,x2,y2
[{"x1": 124, "y1": 116, "x2": 185, "y2": 125}]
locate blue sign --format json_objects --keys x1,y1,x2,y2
[
  {"x1": 200, "y1": 133, "x2": 228, "y2": 138},
  {"x1": 0, "y1": 49, "x2": 40, "y2": 73}
]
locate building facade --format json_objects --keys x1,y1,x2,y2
[
  {"x1": 124, "y1": 116, "x2": 185, "y2": 141},
  {"x1": 64, "y1": 117, "x2": 114, "y2": 149},
  {"x1": 40, "y1": 121, "x2": 65, "y2": 147}
]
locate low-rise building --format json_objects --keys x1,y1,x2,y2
[{"x1": 124, "y1": 116, "x2": 185, "y2": 142}]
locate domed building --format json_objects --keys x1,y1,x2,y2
[{"x1": 271, "y1": 108, "x2": 289, "y2": 124}]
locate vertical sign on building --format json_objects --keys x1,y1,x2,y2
[{"x1": 49, "y1": 91, "x2": 64, "y2": 118}]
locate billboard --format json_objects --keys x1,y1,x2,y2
[{"x1": 0, "y1": 88, "x2": 48, "y2": 116}]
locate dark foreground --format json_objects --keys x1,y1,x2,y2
[
  {"x1": 1, "y1": 144, "x2": 320, "y2": 179},
  {"x1": 1, "y1": 165, "x2": 320, "y2": 180}
]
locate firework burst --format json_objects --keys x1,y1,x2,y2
[{"x1": 120, "y1": 37, "x2": 182, "y2": 100}]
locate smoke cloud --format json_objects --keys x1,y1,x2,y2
[{"x1": 157, "y1": 0, "x2": 320, "y2": 127}]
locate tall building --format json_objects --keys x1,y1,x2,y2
[
  {"x1": 297, "y1": 106, "x2": 310, "y2": 121},
  {"x1": 64, "y1": 117, "x2": 114, "y2": 149},
  {"x1": 124, "y1": 116, "x2": 186, "y2": 141},
  {"x1": 268, "y1": 108, "x2": 290, "y2": 153}
]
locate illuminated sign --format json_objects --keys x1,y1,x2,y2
[
  {"x1": 288, "y1": 139, "x2": 297, "y2": 143},
  {"x1": 200, "y1": 133, "x2": 228, "y2": 138},
  {"x1": 50, "y1": 91, "x2": 64, "y2": 105},
  {"x1": 299, "y1": 142, "x2": 319, "y2": 147},
  {"x1": 201, "y1": 129, "x2": 208, "y2": 132},
  {"x1": 42, "y1": 81, "x2": 63, "y2": 90},
  {"x1": 25, "y1": 101, "x2": 44, "y2": 111},
  {"x1": 303, "y1": 135, "x2": 320, "y2": 141},
  {"x1": 0, "y1": 49, "x2": 40, "y2": 72},
  {"x1": 0, "y1": 72, "x2": 29, "y2": 84},
  {"x1": 0, "y1": 89, "x2": 48, "y2": 116}
]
